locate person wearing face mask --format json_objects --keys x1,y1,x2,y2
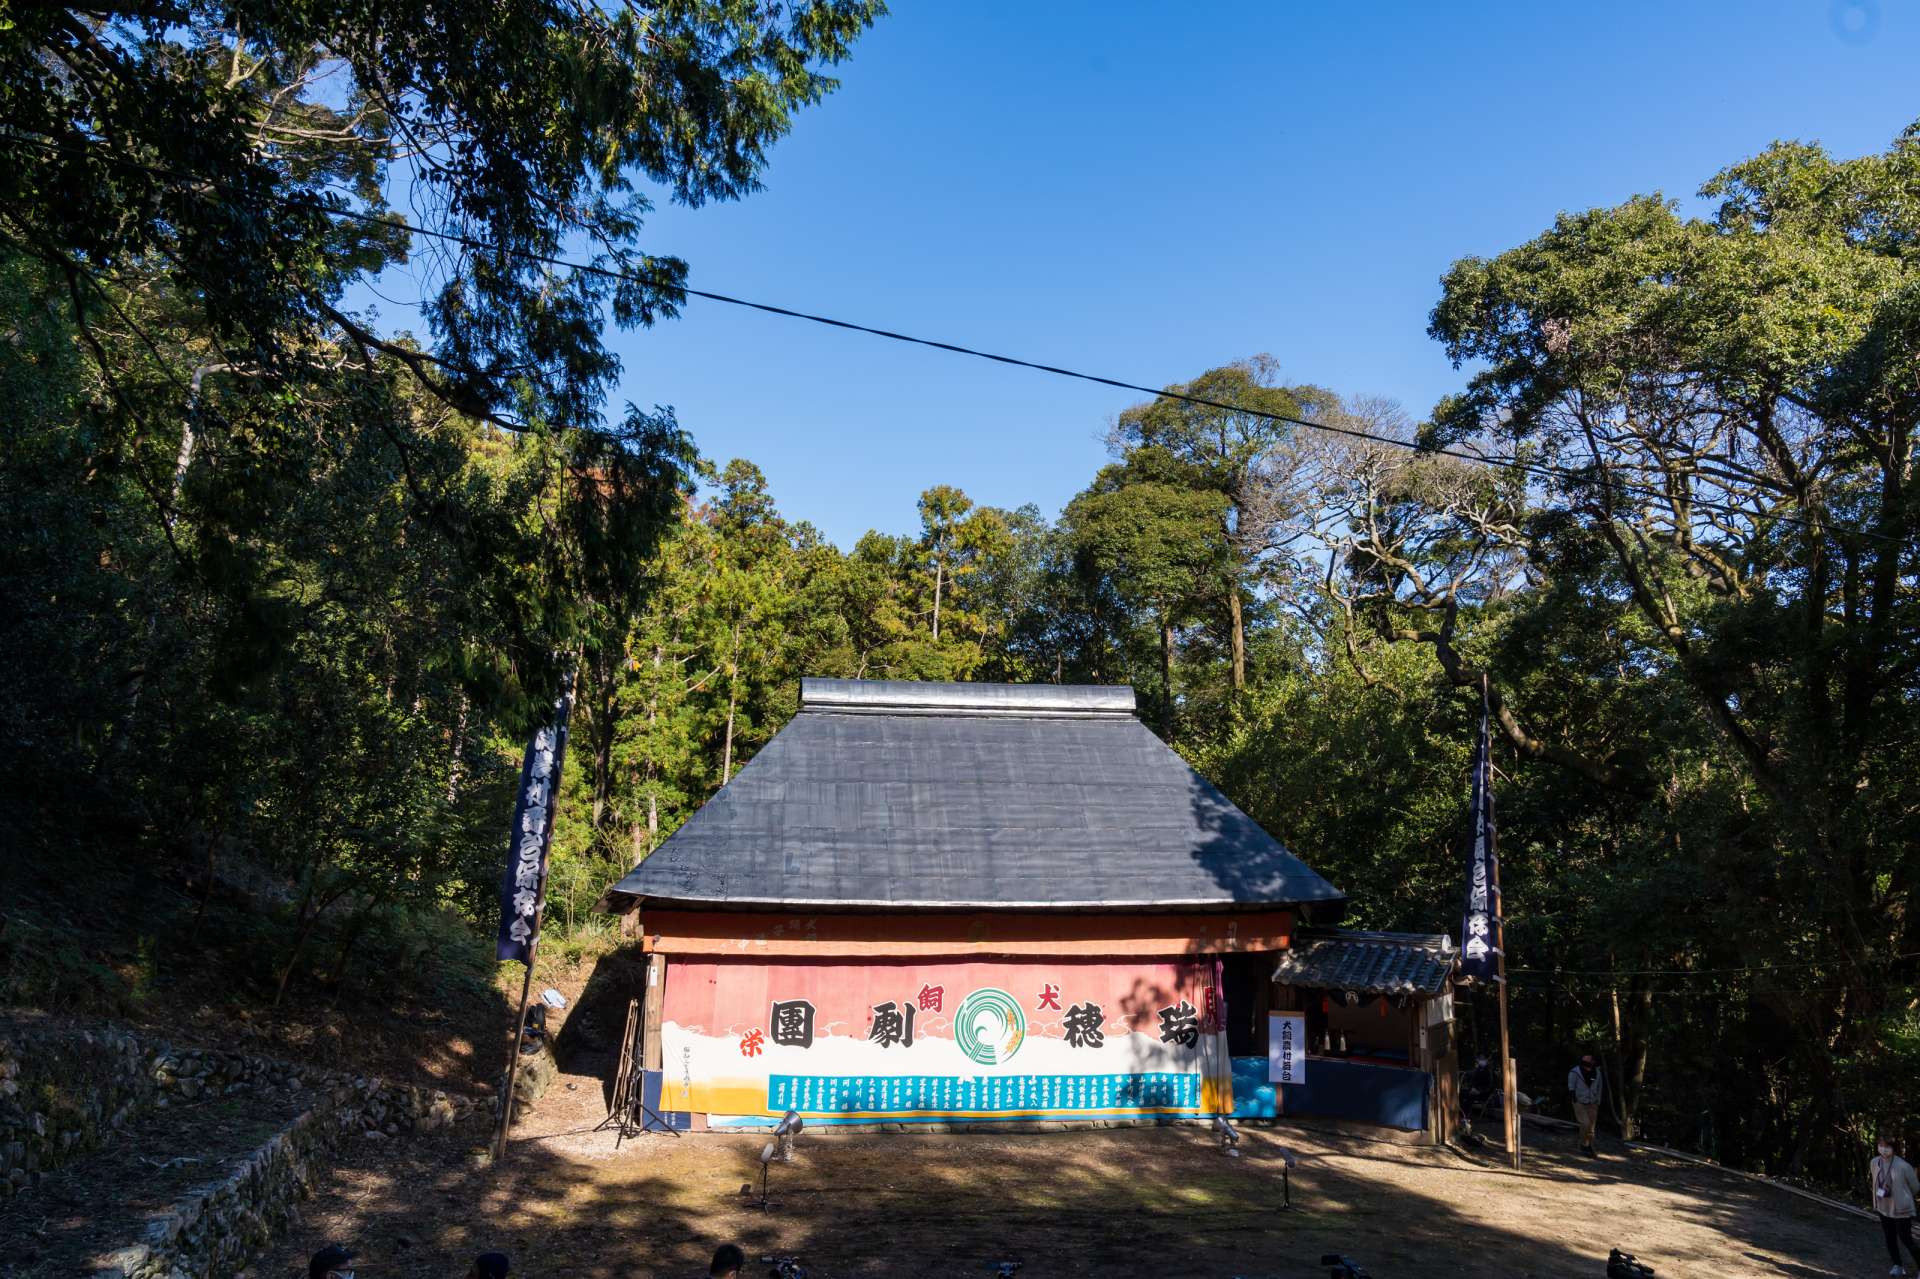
[
  {"x1": 1871, "y1": 1135, "x2": 1920, "y2": 1276},
  {"x1": 1566, "y1": 1052, "x2": 1605, "y2": 1156}
]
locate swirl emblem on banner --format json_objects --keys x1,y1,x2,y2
[{"x1": 954, "y1": 987, "x2": 1026, "y2": 1065}]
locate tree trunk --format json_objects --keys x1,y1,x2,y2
[
  {"x1": 329, "y1": 905, "x2": 375, "y2": 993},
  {"x1": 589, "y1": 654, "x2": 616, "y2": 829},
  {"x1": 191, "y1": 823, "x2": 222, "y2": 927},
  {"x1": 931, "y1": 559, "x2": 944, "y2": 641},
  {"x1": 1227, "y1": 589, "x2": 1247, "y2": 696},
  {"x1": 275, "y1": 881, "x2": 324, "y2": 1009},
  {"x1": 721, "y1": 665, "x2": 739, "y2": 788},
  {"x1": 721, "y1": 623, "x2": 742, "y2": 784},
  {"x1": 97, "y1": 362, "x2": 227, "y2": 782},
  {"x1": 445, "y1": 691, "x2": 469, "y2": 804},
  {"x1": 1608, "y1": 986, "x2": 1632, "y2": 1140},
  {"x1": 1159, "y1": 614, "x2": 1175, "y2": 741},
  {"x1": 1607, "y1": 976, "x2": 1652, "y2": 1141}
]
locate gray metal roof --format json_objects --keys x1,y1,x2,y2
[
  {"x1": 603, "y1": 678, "x2": 1344, "y2": 913},
  {"x1": 1272, "y1": 929, "x2": 1456, "y2": 996}
]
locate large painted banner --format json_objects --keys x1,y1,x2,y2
[{"x1": 660, "y1": 957, "x2": 1232, "y2": 1127}]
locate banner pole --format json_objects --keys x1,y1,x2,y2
[
  {"x1": 490, "y1": 664, "x2": 578, "y2": 1163},
  {"x1": 493, "y1": 933, "x2": 541, "y2": 1160},
  {"x1": 1486, "y1": 674, "x2": 1521, "y2": 1172}
]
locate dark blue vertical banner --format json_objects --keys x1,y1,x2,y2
[
  {"x1": 497, "y1": 679, "x2": 575, "y2": 965},
  {"x1": 1459, "y1": 690, "x2": 1501, "y2": 985}
]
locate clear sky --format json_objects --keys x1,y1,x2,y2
[{"x1": 402, "y1": 2, "x2": 1920, "y2": 549}]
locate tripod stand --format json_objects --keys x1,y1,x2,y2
[{"x1": 595, "y1": 999, "x2": 682, "y2": 1146}]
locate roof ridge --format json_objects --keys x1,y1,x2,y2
[
  {"x1": 1298, "y1": 927, "x2": 1454, "y2": 950},
  {"x1": 800, "y1": 677, "x2": 1136, "y2": 718}
]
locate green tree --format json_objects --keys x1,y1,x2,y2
[
  {"x1": 1333, "y1": 122, "x2": 1920, "y2": 1180},
  {"x1": 1112, "y1": 357, "x2": 1320, "y2": 699},
  {"x1": 0, "y1": 0, "x2": 882, "y2": 1009},
  {"x1": 2, "y1": 1, "x2": 882, "y2": 442},
  {"x1": 1062, "y1": 457, "x2": 1231, "y2": 739},
  {"x1": 915, "y1": 484, "x2": 1013, "y2": 653}
]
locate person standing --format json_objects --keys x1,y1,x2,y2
[
  {"x1": 1871, "y1": 1135, "x2": 1920, "y2": 1276},
  {"x1": 1567, "y1": 1053, "x2": 1605, "y2": 1156}
]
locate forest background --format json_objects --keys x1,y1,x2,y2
[{"x1": 1, "y1": 2, "x2": 1917, "y2": 1196}]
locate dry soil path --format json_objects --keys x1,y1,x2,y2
[{"x1": 243, "y1": 1059, "x2": 1871, "y2": 1279}]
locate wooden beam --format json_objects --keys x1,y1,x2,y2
[{"x1": 636, "y1": 909, "x2": 1295, "y2": 958}]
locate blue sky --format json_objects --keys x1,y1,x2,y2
[{"x1": 383, "y1": 2, "x2": 1920, "y2": 548}]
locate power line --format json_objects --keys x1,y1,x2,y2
[
  {"x1": 1506, "y1": 979, "x2": 1920, "y2": 999},
  {"x1": 1508, "y1": 952, "x2": 1920, "y2": 978},
  {"x1": 4, "y1": 130, "x2": 1898, "y2": 547}
]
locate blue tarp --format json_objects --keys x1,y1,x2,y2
[
  {"x1": 639, "y1": 1070, "x2": 692, "y2": 1132},
  {"x1": 1231, "y1": 1055, "x2": 1428, "y2": 1131}
]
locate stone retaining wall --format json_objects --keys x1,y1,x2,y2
[
  {"x1": 0, "y1": 1025, "x2": 152, "y2": 1197},
  {"x1": 0, "y1": 1019, "x2": 479, "y2": 1276},
  {"x1": 97, "y1": 1078, "x2": 476, "y2": 1279}
]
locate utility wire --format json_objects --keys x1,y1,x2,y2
[
  {"x1": 4, "y1": 130, "x2": 1899, "y2": 547},
  {"x1": 1508, "y1": 952, "x2": 1920, "y2": 978},
  {"x1": 1506, "y1": 979, "x2": 1920, "y2": 999}
]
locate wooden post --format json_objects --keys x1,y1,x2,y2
[
  {"x1": 492, "y1": 921, "x2": 543, "y2": 1161},
  {"x1": 1496, "y1": 915, "x2": 1520, "y2": 1169},
  {"x1": 642, "y1": 952, "x2": 666, "y2": 1072},
  {"x1": 1487, "y1": 676, "x2": 1520, "y2": 1171}
]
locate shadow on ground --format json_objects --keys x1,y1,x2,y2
[{"x1": 242, "y1": 1106, "x2": 1865, "y2": 1278}]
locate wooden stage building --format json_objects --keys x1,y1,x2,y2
[{"x1": 600, "y1": 678, "x2": 1455, "y2": 1139}]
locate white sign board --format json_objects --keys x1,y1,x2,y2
[{"x1": 1268, "y1": 1012, "x2": 1306, "y2": 1085}]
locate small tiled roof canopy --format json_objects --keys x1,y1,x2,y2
[
  {"x1": 1273, "y1": 929, "x2": 1457, "y2": 996},
  {"x1": 602, "y1": 677, "x2": 1345, "y2": 913}
]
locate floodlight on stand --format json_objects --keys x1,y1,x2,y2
[
  {"x1": 1212, "y1": 1115, "x2": 1240, "y2": 1158},
  {"x1": 1276, "y1": 1145, "x2": 1298, "y2": 1211},
  {"x1": 756, "y1": 1109, "x2": 804, "y2": 1208}
]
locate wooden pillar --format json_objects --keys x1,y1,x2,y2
[{"x1": 641, "y1": 951, "x2": 666, "y2": 1072}]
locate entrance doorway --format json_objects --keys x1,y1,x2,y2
[{"x1": 1219, "y1": 953, "x2": 1275, "y2": 1057}]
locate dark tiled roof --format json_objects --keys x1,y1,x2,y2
[
  {"x1": 602, "y1": 678, "x2": 1345, "y2": 912},
  {"x1": 1272, "y1": 929, "x2": 1456, "y2": 995}
]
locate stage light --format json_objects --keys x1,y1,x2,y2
[
  {"x1": 756, "y1": 1110, "x2": 805, "y2": 1207},
  {"x1": 1213, "y1": 1115, "x2": 1241, "y2": 1157}
]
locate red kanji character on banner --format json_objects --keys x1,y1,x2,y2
[
  {"x1": 917, "y1": 984, "x2": 943, "y2": 1012},
  {"x1": 740, "y1": 1029, "x2": 765, "y2": 1057},
  {"x1": 1037, "y1": 983, "x2": 1062, "y2": 1011}
]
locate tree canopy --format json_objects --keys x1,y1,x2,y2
[{"x1": 4, "y1": 25, "x2": 1917, "y2": 1196}]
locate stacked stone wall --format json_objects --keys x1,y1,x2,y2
[{"x1": 0, "y1": 1019, "x2": 478, "y2": 1277}]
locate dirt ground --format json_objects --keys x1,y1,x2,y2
[{"x1": 246, "y1": 1058, "x2": 1874, "y2": 1279}]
